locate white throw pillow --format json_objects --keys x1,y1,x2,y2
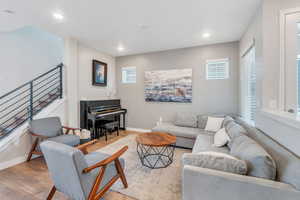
[
  {"x1": 214, "y1": 128, "x2": 230, "y2": 147},
  {"x1": 205, "y1": 117, "x2": 224, "y2": 132}
]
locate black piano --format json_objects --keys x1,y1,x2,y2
[{"x1": 80, "y1": 99, "x2": 127, "y2": 139}]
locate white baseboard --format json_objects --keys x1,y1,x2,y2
[
  {"x1": 126, "y1": 127, "x2": 151, "y2": 133},
  {"x1": 0, "y1": 156, "x2": 27, "y2": 171}
]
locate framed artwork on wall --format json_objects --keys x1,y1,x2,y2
[
  {"x1": 92, "y1": 59, "x2": 107, "y2": 86},
  {"x1": 144, "y1": 68, "x2": 192, "y2": 103}
]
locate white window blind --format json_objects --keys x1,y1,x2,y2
[
  {"x1": 122, "y1": 66, "x2": 136, "y2": 83},
  {"x1": 206, "y1": 59, "x2": 229, "y2": 80},
  {"x1": 242, "y1": 47, "x2": 256, "y2": 123},
  {"x1": 297, "y1": 57, "x2": 300, "y2": 113}
]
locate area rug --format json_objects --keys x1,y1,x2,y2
[{"x1": 96, "y1": 134, "x2": 191, "y2": 200}]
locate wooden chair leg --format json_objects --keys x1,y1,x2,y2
[
  {"x1": 105, "y1": 129, "x2": 108, "y2": 141},
  {"x1": 47, "y1": 186, "x2": 56, "y2": 200},
  {"x1": 26, "y1": 138, "x2": 39, "y2": 162},
  {"x1": 115, "y1": 158, "x2": 128, "y2": 188},
  {"x1": 88, "y1": 167, "x2": 106, "y2": 200}
]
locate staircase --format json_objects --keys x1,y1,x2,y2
[{"x1": 0, "y1": 64, "x2": 63, "y2": 139}]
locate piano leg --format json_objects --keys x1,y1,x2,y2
[
  {"x1": 92, "y1": 119, "x2": 96, "y2": 140},
  {"x1": 118, "y1": 115, "x2": 121, "y2": 131},
  {"x1": 122, "y1": 113, "x2": 126, "y2": 130}
]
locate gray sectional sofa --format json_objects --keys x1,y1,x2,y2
[{"x1": 152, "y1": 113, "x2": 300, "y2": 200}]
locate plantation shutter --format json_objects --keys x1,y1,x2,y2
[
  {"x1": 242, "y1": 47, "x2": 256, "y2": 123},
  {"x1": 206, "y1": 59, "x2": 229, "y2": 80},
  {"x1": 122, "y1": 67, "x2": 136, "y2": 83},
  {"x1": 247, "y1": 48, "x2": 256, "y2": 121}
]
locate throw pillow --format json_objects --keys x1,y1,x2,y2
[
  {"x1": 230, "y1": 134, "x2": 277, "y2": 180},
  {"x1": 214, "y1": 128, "x2": 230, "y2": 147},
  {"x1": 205, "y1": 117, "x2": 224, "y2": 132},
  {"x1": 197, "y1": 114, "x2": 226, "y2": 129},
  {"x1": 174, "y1": 112, "x2": 198, "y2": 128},
  {"x1": 182, "y1": 152, "x2": 248, "y2": 175}
]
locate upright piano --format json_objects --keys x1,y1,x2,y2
[{"x1": 80, "y1": 99, "x2": 127, "y2": 139}]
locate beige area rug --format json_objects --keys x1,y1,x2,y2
[{"x1": 96, "y1": 134, "x2": 191, "y2": 200}]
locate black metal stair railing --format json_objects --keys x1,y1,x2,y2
[{"x1": 0, "y1": 63, "x2": 63, "y2": 139}]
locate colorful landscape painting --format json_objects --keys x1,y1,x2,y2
[{"x1": 144, "y1": 69, "x2": 192, "y2": 103}]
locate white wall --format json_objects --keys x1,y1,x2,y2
[
  {"x1": 241, "y1": 0, "x2": 300, "y2": 156},
  {"x1": 64, "y1": 40, "x2": 116, "y2": 128},
  {"x1": 0, "y1": 26, "x2": 63, "y2": 95},
  {"x1": 78, "y1": 44, "x2": 116, "y2": 100}
]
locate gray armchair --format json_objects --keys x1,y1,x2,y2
[
  {"x1": 40, "y1": 140, "x2": 128, "y2": 200},
  {"x1": 26, "y1": 117, "x2": 81, "y2": 161}
]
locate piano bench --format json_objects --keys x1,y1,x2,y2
[{"x1": 102, "y1": 121, "x2": 119, "y2": 141}]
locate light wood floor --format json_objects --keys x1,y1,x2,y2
[{"x1": 0, "y1": 131, "x2": 138, "y2": 200}]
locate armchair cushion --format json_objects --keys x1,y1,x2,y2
[
  {"x1": 84, "y1": 152, "x2": 125, "y2": 190},
  {"x1": 47, "y1": 134, "x2": 80, "y2": 147},
  {"x1": 29, "y1": 117, "x2": 63, "y2": 137}
]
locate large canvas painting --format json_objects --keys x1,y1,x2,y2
[{"x1": 145, "y1": 69, "x2": 192, "y2": 103}]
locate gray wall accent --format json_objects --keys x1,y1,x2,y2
[{"x1": 116, "y1": 42, "x2": 239, "y2": 129}]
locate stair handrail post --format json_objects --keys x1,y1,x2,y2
[
  {"x1": 29, "y1": 81, "x2": 34, "y2": 121},
  {"x1": 59, "y1": 63, "x2": 63, "y2": 99}
]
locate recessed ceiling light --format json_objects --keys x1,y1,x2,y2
[
  {"x1": 52, "y1": 12, "x2": 64, "y2": 21},
  {"x1": 117, "y1": 45, "x2": 125, "y2": 52},
  {"x1": 202, "y1": 33, "x2": 211, "y2": 38}
]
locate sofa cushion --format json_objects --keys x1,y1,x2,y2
[
  {"x1": 235, "y1": 119, "x2": 300, "y2": 190},
  {"x1": 152, "y1": 122, "x2": 208, "y2": 139},
  {"x1": 230, "y1": 134, "x2": 277, "y2": 180},
  {"x1": 197, "y1": 115, "x2": 208, "y2": 129},
  {"x1": 223, "y1": 116, "x2": 234, "y2": 127},
  {"x1": 192, "y1": 134, "x2": 230, "y2": 154},
  {"x1": 226, "y1": 121, "x2": 248, "y2": 148},
  {"x1": 182, "y1": 152, "x2": 248, "y2": 175},
  {"x1": 174, "y1": 112, "x2": 198, "y2": 128}
]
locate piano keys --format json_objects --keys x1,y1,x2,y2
[{"x1": 80, "y1": 99, "x2": 127, "y2": 139}]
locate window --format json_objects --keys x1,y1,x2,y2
[
  {"x1": 241, "y1": 47, "x2": 256, "y2": 124},
  {"x1": 279, "y1": 12, "x2": 300, "y2": 116},
  {"x1": 206, "y1": 58, "x2": 229, "y2": 80},
  {"x1": 122, "y1": 66, "x2": 136, "y2": 83}
]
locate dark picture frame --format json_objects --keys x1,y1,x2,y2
[{"x1": 92, "y1": 59, "x2": 107, "y2": 86}]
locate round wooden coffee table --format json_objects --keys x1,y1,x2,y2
[{"x1": 136, "y1": 132, "x2": 176, "y2": 169}]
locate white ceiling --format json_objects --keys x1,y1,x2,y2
[{"x1": 1, "y1": 0, "x2": 261, "y2": 56}]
